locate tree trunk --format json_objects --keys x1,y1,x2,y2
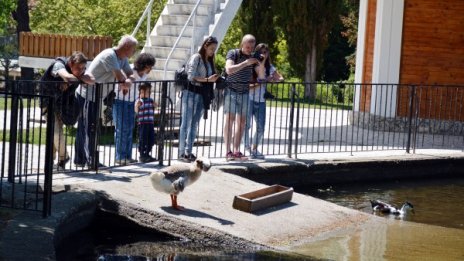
[
  {"x1": 304, "y1": 34, "x2": 318, "y2": 100},
  {"x1": 12, "y1": 0, "x2": 34, "y2": 91}
]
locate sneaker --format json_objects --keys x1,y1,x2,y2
[
  {"x1": 226, "y1": 151, "x2": 235, "y2": 161},
  {"x1": 74, "y1": 163, "x2": 86, "y2": 168},
  {"x1": 233, "y1": 151, "x2": 246, "y2": 160},
  {"x1": 251, "y1": 149, "x2": 265, "y2": 159},
  {"x1": 179, "y1": 154, "x2": 190, "y2": 162},
  {"x1": 115, "y1": 159, "x2": 127, "y2": 166},
  {"x1": 127, "y1": 158, "x2": 138, "y2": 164},
  {"x1": 53, "y1": 163, "x2": 65, "y2": 172},
  {"x1": 187, "y1": 153, "x2": 197, "y2": 162},
  {"x1": 140, "y1": 156, "x2": 156, "y2": 163}
]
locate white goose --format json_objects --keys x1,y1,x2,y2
[
  {"x1": 150, "y1": 158, "x2": 211, "y2": 210},
  {"x1": 370, "y1": 199, "x2": 415, "y2": 216}
]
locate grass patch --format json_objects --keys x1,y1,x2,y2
[{"x1": 266, "y1": 81, "x2": 355, "y2": 110}]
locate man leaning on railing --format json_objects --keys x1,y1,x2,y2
[{"x1": 74, "y1": 35, "x2": 137, "y2": 169}]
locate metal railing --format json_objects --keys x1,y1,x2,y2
[
  {"x1": 0, "y1": 80, "x2": 54, "y2": 217},
  {"x1": 2, "y1": 80, "x2": 464, "y2": 172},
  {"x1": 1, "y1": 78, "x2": 463, "y2": 218},
  {"x1": 131, "y1": 0, "x2": 156, "y2": 46}
]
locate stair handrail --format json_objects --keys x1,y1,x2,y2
[
  {"x1": 163, "y1": 0, "x2": 203, "y2": 80},
  {"x1": 131, "y1": 0, "x2": 155, "y2": 46}
]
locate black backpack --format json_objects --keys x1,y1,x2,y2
[
  {"x1": 174, "y1": 55, "x2": 202, "y2": 91},
  {"x1": 40, "y1": 57, "x2": 82, "y2": 126},
  {"x1": 174, "y1": 64, "x2": 188, "y2": 92}
]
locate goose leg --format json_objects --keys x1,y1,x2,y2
[{"x1": 171, "y1": 194, "x2": 184, "y2": 210}]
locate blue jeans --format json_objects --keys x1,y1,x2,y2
[
  {"x1": 244, "y1": 100, "x2": 266, "y2": 148},
  {"x1": 179, "y1": 90, "x2": 204, "y2": 155},
  {"x1": 112, "y1": 99, "x2": 135, "y2": 160}
]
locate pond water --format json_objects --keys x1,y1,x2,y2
[
  {"x1": 301, "y1": 177, "x2": 464, "y2": 230},
  {"x1": 56, "y1": 210, "x2": 313, "y2": 261},
  {"x1": 291, "y1": 177, "x2": 464, "y2": 260},
  {"x1": 57, "y1": 177, "x2": 464, "y2": 260}
]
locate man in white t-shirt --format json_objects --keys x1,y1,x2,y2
[{"x1": 74, "y1": 35, "x2": 137, "y2": 169}]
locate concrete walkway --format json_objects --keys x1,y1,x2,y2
[{"x1": 1, "y1": 149, "x2": 464, "y2": 260}]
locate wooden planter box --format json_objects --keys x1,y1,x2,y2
[{"x1": 233, "y1": 185, "x2": 293, "y2": 213}]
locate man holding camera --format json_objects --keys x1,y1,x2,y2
[{"x1": 223, "y1": 34, "x2": 260, "y2": 161}]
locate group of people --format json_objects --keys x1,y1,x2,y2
[
  {"x1": 42, "y1": 35, "x2": 158, "y2": 170},
  {"x1": 43, "y1": 33, "x2": 283, "y2": 170},
  {"x1": 178, "y1": 34, "x2": 283, "y2": 162}
]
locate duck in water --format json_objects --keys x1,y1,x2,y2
[{"x1": 370, "y1": 199, "x2": 415, "y2": 216}]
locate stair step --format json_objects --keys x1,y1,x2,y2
[
  {"x1": 151, "y1": 35, "x2": 193, "y2": 49},
  {"x1": 166, "y1": 4, "x2": 213, "y2": 16},
  {"x1": 160, "y1": 14, "x2": 210, "y2": 27},
  {"x1": 150, "y1": 70, "x2": 176, "y2": 81},
  {"x1": 143, "y1": 46, "x2": 191, "y2": 60},
  {"x1": 155, "y1": 25, "x2": 195, "y2": 37},
  {"x1": 152, "y1": 58, "x2": 185, "y2": 71},
  {"x1": 174, "y1": 0, "x2": 219, "y2": 5}
]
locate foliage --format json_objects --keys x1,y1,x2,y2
[
  {"x1": 30, "y1": 0, "x2": 166, "y2": 45},
  {"x1": 238, "y1": 0, "x2": 277, "y2": 57},
  {"x1": 340, "y1": 0, "x2": 360, "y2": 73},
  {"x1": 321, "y1": 20, "x2": 354, "y2": 82},
  {"x1": 216, "y1": 14, "x2": 243, "y2": 72},
  {"x1": 267, "y1": 79, "x2": 353, "y2": 109},
  {"x1": 0, "y1": 0, "x2": 16, "y2": 35},
  {"x1": 272, "y1": 0, "x2": 344, "y2": 81}
]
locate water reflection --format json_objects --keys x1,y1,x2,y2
[
  {"x1": 292, "y1": 220, "x2": 464, "y2": 261},
  {"x1": 304, "y1": 177, "x2": 464, "y2": 229},
  {"x1": 292, "y1": 177, "x2": 464, "y2": 260}
]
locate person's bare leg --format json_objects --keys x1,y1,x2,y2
[
  {"x1": 224, "y1": 113, "x2": 235, "y2": 153},
  {"x1": 234, "y1": 113, "x2": 246, "y2": 152}
]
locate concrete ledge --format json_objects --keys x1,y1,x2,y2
[
  {"x1": 217, "y1": 155, "x2": 464, "y2": 188},
  {"x1": 0, "y1": 189, "x2": 98, "y2": 261}
]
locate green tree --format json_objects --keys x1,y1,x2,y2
[
  {"x1": 273, "y1": 0, "x2": 343, "y2": 98},
  {"x1": 238, "y1": 0, "x2": 277, "y2": 55},
  {"x1": 0, "y1": 0, "x2": 16, "y2": 35},
  {"x1": 340, "y1": 0, "x2": 360, "y2": 75},
  {"x1": 321, "y1": 0, "x2": 359, "y2": 82},
  {"x1": 30, "y1": 0, "x2": 166, "y2": 44}
]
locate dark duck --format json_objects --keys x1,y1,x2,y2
[
  {"x1": 370, "y1": 199, "x2": 415, "y2": 216},
  {"x1": 150, "y1": 158, "x2": 211, "y2": 210}
]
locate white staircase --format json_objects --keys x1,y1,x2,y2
[{"x1": 141, "y1": 0, "x2": 243, "y2": 81}]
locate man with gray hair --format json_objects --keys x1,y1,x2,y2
[{"x1": 74, "y1": 35, "x2": 138, "y2": 169}]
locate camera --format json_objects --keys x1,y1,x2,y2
[{"x1": 252, "y1": 52, "x2": 264, "y2": 62}]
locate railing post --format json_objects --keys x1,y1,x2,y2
[
  {"x1": 294, "y1": 88, "x2": 300, "y2": 158},
  {"x1": 157, "y1": 81, "x2": 168, "y2": 165},
  {"x1": 43, "y1": 97, "x2": 55, "y2": 218},
  {"x1": 287, "y1": 83, "x2": 296, "y2": 158},
  {"x1": 7, "y1": 82, "x2": 19, "y2": 183},
  {"x1": 406, "y1": 85, "x2": 416, "y2": 153},
  {"x1": 91, "y1": 83, "x2": 102, "y2": 171}
]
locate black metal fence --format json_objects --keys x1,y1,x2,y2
[
  {"x1": 0, "y1": 80, "x2": 54, "y2": 217},
  {"x1": 1, "y1": 79, "x2": 464, "y2": 215}
]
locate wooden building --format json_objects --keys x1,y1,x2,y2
[{"x1": 354, "y1": 0, "x2": 464, "y2": 126}]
